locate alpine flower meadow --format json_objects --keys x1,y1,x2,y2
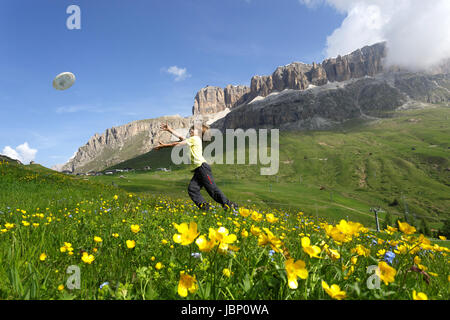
[{"x1": 0, "y1": 164, "x2": 448, "y2": 300}]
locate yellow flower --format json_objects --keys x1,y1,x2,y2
[
  {"x1": 4, "y1": 223, "x2": 14, "y2": 230},
  {"x1": 155, "y1": 262, "x2": 163, "y2": 270},
  {"x1": 161, "y1": 239, "x2": 168, "y2": 245},
  {"x1": 398, "y1": 243, "x2": 411, "y2": 254},
  {"x1": 239, "y1": 207, "x2": 251, "y2": 217},
  {"x1": 250, "y1": 225, "x2": 261, "y2": 236},
  {"x1": 412, "y1": 290, "x2": 428, "y2": 300},
  {"x1": 178, "y1": 271, "x2": 198, "y2": 298},
  {"x1": 324, "y1": 224, "x2": 347, "y2": 243},
  {"x1": 251, "y1": 210, "x2": 263, "y2": 222},
  {"x1": 398, "y1": 221, "x2": 416, "y2": 235},
  {"x1": 81, "y1": 252, "x2": 95, "y2": 264},
  {"x1": 60, "y1": 242, "x2": 73, "y2": 254},
  {"x1": 343, "y1": 265, "x2": 355, "y2": 280},
  {"x1": 336, "y1": 220, "x2": 363, "y2": 237},
  {"x1": 32, "y1": 223, "x2": 39, "y2": 228},
  {"x1": 386, "y1": 225, "x2": 398, "y2": 234},
  {"x1": 151, "y1": 256, "x2": 155, "y2": 261},
  {"x1": 241, "y1": 229, "x2": 249, "y2": 238},
  {"x1": 258, "y1": 228, "x2": 283, "y2": 253},
  {"x1": 22, "y1": 220, "x2": 30, "y2": 227},
  {"x1": 112, "y1": 233, "x2": 119, "y2": 238},
  {"x1": 223, "y1": 268, "x2": 231, "y2": 278},
  {"x1": 350, "y1": 256, "x2": 358, "y2": 265},
  {"x1": 322, "y1": 281, "x2": 346, "y2": 300},
  {"x1": 39, "y1": 253, "x2": 47, "y2": 261},
  {"x1": 301, "y1": 237, "x2": 322, "y2": 258},
  {"x1": 377, "y1": 249, "x2": 386, "y2": 258},
  {"x1": 209, "y1": 227, "x2": 237, "y2": 252},
  {"x1": 327, "y1": 248, "x2": 340, "y2": 261},
  {"x1": 126, "y1": 240, "x2": 136, "y2": 249},
  {"x1": 266, "y1": 213, "x2": 279, "y2": 223},
  {"x1": 376, "y1": 261, "x2": 396, "y2": 285},
  {"x1": 285, "y1": 258, "x2": 308, "y2": 289},
  {"x1": 58, "y1": 284, "x2": 64, "y2": 291},
  {"x1": 352, "y1": 245, "x2": 370, "y2": 257},
  {"x1": 113, "y1": 195, "x2": 118, "y2": 200},
  {"x1": 195, "y1": 235, "x2": 216, "y2": 252},
  {"x1": 173, "y1": 222, "x2": 199, "y2": 246},
  {"x1": 438, "y1": 236, "x2": 446, "y2": 240},
  {"x1": 94, "y1": 236, "x2": 102, "y2": 243},
  {"x1": 413, "y1": 256, "x2": 427, "y2": 271},
  {"x1": 130, "y1": 224, "x2": 141, "y2": 234}
]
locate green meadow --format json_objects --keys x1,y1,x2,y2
[
  {"x1": 94, "y1": 106, "x2": 450, "y2": 231},
  {"x1": 0, "y1": 105, "x2": 448, "y2": 300}
]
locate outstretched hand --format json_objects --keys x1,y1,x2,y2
[
  {"x1": 160, "y1": 122, "x2": 171, "y2": 132},
  {"x1": 154, "y1": 141, "x2": 165, "y2": 151}
]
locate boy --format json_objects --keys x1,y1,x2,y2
[{"x1": 155, "y1": 123, "x2": 238, "y2": 212}]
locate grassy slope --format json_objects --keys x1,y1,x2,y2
[
  {"x1": 76, "y1": 131, "x2": 149, "y2": 173},
  {"x1": 0, "y1": 160, "x2": 121, "y2": 212},
  {"x1": 90, "y1": 106, "x2": 450, "y2": 229}
]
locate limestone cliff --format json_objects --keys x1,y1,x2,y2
[
  {"x1": 193, "y1": 85, "x2": 250, "y2": 115},
  {"x1": 210, "y1": 72, "x2": 450, "y2": 131},
  {"x1": 61, "y1": 115, "x2": 193, "y2": 173},
  {"x1": 194, "y1": 42, "x2": 387, "y2": 114}
]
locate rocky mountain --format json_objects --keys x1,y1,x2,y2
[
  {"x1": 193, "y1": 42, "x2": 387, "y2": 114},
  {"x1": 59, "y1": 111, "x2": 228, "y2": 173},
  {"x1": 193, "y1": 85, "x2": 250, "y2": 115},
  {"x1": 58, "y1": 41, "x2": 450, "y2": 173},
  {"x1": 60, "y1": 115, "x2": 193, "y2": 173},
  {"x1": 211, "y1": 72, "x2": 450, "y2": 131}
]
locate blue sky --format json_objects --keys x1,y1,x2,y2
[{"x1": 0, "y1": 0, "x2": 345, "y2": 168}]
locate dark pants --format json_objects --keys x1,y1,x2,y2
[{"x1": 188, "y1": 162, "x2": 231, "y2": 210}]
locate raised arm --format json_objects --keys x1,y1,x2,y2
[
  {"x1": 160, "y1": 123, "x2": 185, "y2": 141},
  {"x1": 154, "y1": 140, "x2": 187, "y2": 151}
]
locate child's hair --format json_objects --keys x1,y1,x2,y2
[{"x1": 190, "y1": 124, "x2": 209, "y2": 136}]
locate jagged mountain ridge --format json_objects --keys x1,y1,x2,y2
[
  {"x1": 210, "y1": 72, "x2": 450, "y2": 131},
  {"x1": 58, "y1": 42, "x2": 450, "y2": 173},
  {"x1": 193, "y1": 42, "x2": 387, "y2": 115}
]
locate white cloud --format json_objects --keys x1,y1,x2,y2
[
  {"x1": 299, "y1": 0, "x2": 450, "y2": 70},
  {"x1": 166, "y1": 66, "x2": 190, "y2": 81},
  {"x1": 2, "y1": 142, "x2": 38, "y2": 164},
  {"x1": 55, "y1": 105, "x2": 104, "y2": 114}
]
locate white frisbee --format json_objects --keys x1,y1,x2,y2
[{"x1": 53, "y1": 72, "x2": 76, "y2": 90}]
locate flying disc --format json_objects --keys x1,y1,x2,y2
[{"x1": 53, "y1": 72, "x2": 76, "y2": 90}]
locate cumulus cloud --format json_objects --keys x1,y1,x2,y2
[
  {"x1": 299, "y1": 0, "x2": 450, "y2": 70},
  {"x1": 165, "y1": 66, "x2": 190, "y2": 81},
  {"x1": 2, "y1": 142, "x2": 38, "y2": 164}
]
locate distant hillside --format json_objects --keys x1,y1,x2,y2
[
  {"x1": 101, "y1": 106, "x2": 450, "y2": 224},
  {"x1": 0, "y1": 155, "x2": 22, "y2": 165}
]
